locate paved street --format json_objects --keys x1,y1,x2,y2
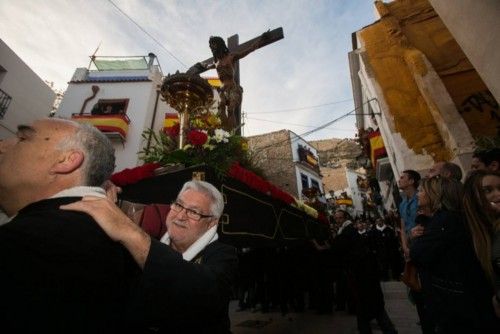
[{"x1": 230, "y1": 281, "x2": 420, "y2": 334}]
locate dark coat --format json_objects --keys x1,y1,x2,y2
[
  {"x1": 493, "y1": 231, "x2": 500, "y2": 303},
  {"x1": 0, "y1": 197, "x2": 138, "y2": 334},
  {"x1": 410, "y1": 210, "x2": 500, "y2": 333},
  {"x1": 348, "y1": 231, "x2": 385, "y2": 318},
  {"x1": 130, "y1": 238, "x2": 238, "y2": 333},
  {"x1": 332, "y1": 226, "x2": 385, "y2": 318}
]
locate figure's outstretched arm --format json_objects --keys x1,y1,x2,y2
[{"x1": 186, "y1": 60, "x2": 216, "y2": 75}]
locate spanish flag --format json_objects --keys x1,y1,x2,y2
[
  {"x1": 72, "y1": 114, "x2": 130, "y2": 139},
  {"x1": 163, "y1": 112, "x2": 179, "y2": 131},
  {"x1": 368, "y1": 130, "x2": 386, "y2": 167}
]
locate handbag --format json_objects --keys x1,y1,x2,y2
[{"x1": 400, "y1": 260, "x2": 422, "y2": 292}]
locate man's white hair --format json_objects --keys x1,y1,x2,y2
[
  {"x1": 57, "y1": 121, "x2": 115, "y2": 186},
  {"x1": 178, "y1": 180, "x2": 224, "y2": 219}
]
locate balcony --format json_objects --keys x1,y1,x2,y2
[
  {"x1": 0, "y1": 88, "x2": 12, "y2": 119},
  {"x1": 297, "y1": 145, "x2": 321, "y2": 173},
  {"x1": 71, "y1": 113, "x2": 131, "y2": 142}
]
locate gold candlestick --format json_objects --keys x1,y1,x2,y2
[{"x1": 160, "y1": 72, "x2": 213, "y2": 149}]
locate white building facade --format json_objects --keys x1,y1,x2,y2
[
  {"x1": 289, "y1": 131, "x2": 324, "y2": 199},
  {"x1": 57, "y1": 54, "x2": 175, "y2": 172},
  {"x1": 0, "y1": 39, "x2": 55, "y2": 139}
]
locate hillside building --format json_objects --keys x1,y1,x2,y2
[{"x1": 247, "y1": 129, "x2": 324, "y2": 200}]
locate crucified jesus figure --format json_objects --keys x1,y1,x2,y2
[{"x1": 188, "y1": 31, "x2": 270, "y2": 131}]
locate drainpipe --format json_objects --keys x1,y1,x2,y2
[
  {"x1": 146, "y1": 87, "x2": 161, "y2": 151},
  {"x1": 79, "y1": 85, "x2": 99, "y2": 115}
]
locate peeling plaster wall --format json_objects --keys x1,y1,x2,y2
[
  {"x1": 359, "y1": 5, "x2": 450, "y2": 162},
  {"x1": 354, "y1": 0, "x2": 483, "y2": 176},
  {"x1": 357, "y1": 52, "x2": 434, "y2": 176}
]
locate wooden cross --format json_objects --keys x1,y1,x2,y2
[{"x1": 195, "y1": 27, "x2": 284, "y2": 133}]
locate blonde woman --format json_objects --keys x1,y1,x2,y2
[{"x1": 410, "y1": 177, "x2": 499, "y2": 333}]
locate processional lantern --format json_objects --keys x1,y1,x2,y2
[{"x1": 160, "y1": 72, "x2": 213, "y2": 149}]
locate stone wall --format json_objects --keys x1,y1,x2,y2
[{"x1": 247, "y1": 130, "x2": 299, "y2": 196}]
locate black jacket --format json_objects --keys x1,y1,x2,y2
[
  {"x1": 410, "y1": 209, "x2": 500, "y2": 332},
  {"x1": 130, "y1": 238, "x2": 238, "y2": 333},
  {"x1": 0, "y1": 197, "x2": 138, "y2": 334}
]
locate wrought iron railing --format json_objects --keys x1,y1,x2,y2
[{"x1": 0, "y1": 88, "x2": 12, "y2": 119}]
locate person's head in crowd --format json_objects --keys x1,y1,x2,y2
[
  {"x1": 471, "y1": 149, "x2": 500, "y2": 172},
  {"x1": 426, "y1": 161, "x2": 463, "y2": 181},
  {"x1": 0, "y1": 118, "x2": 114, "y2": 216},
  {"x1": 417, "y1": 176, "x2": 464, "y2": 217},
  {"x1": 463, "y1": 169, "x2": 500, "y2": 284},
  {"x1": 398, "y1": 169, "x2": 421, "y2": 192},
  {"x1": 471, "y1": 151, "x2": 488, "y2": 171},
  {"x1": 329, "y1": 223, "x2": 337, "y2": 235},
  {"x1": 334, "y1": 209, "x2": 350, "y2": 225},
  {"x1": 375, "y1": 217, "x2": 385, "y2": 228},
  {"x1": 355, "y1": 219, "x2": 367, "y2": 233},
  {"x1": 166, "y1": 180, "x2": 224, "y2": 253}
]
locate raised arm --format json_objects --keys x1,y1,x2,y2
[
  {"x1": 60, "y1": 196, "x2": 151, "y2": 269},
  {"x1": 186, "y1": 60, "x2": 216, "y2": 76}
]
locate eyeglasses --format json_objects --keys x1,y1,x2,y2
[{"x1": 170, "y1": 201, "x2": 213, "y2": 221}]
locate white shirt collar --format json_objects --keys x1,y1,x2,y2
[
  {"x1": 0, "y1": 186, "x2": 106, "y2": 226},
  {"x1": 160, "y1": 225, "x2": 219, "y2": 261},
  {"x1": 50, "y1": 186, "x2": 106, "y2": 199}
]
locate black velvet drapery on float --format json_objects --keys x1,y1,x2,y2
[{"x1": 119, "y1": 165, "x2": 329, "y2": 248}]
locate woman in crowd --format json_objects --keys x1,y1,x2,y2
[
  {"x1": 463, "y1": 170, "x2": 500, "y2": 320},
  {"x1": 410, "y1": 176, "x2": 498, "y2": 333}
]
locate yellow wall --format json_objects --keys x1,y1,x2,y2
[
  {"x1": 360, "y1": 0, "x2": 498, "y2": 159},
  {"x1": 360, "y1": 4, "x2": 449, "y2": 160}
]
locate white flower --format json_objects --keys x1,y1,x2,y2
[{"x1": 213, "y1": 128, "x2": 230, "y2": 143}]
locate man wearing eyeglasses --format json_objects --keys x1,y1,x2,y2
[{"x1": 61, "y1": 180, "x2": 238, "y2": 333}]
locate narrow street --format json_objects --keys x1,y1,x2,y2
[{"x1": 230, "y1": 281, "x2": 420, "y2": 334}]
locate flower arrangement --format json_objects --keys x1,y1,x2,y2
[
  {"x1": 139, "y1": 108, "x2": 254, "y2": 178},
  {"x1": 134, "y1": 109, "x2": 326, "y2": 223}
]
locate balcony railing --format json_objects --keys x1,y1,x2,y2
[
  {"x1": 71, "y1": 113, "x2": 131, "y2": 142},
  {"x1": 0, "y1": 88, "x2": 12, "y2": 119}
]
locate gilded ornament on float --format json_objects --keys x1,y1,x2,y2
[{"x1": 160, "y1": 72, "x2": 213, "y2": 149}]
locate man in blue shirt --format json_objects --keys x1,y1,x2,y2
[{"x1": 398, "y1": 170, "x2": 420, "y2": 260}]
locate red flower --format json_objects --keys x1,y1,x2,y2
[
  {"x1": 187, "y1": 129, "x2": 208, "y2": 146},
  {"x1": 110, "y1": 162, "x2": 161, "y2": 186}
]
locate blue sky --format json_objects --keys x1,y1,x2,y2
[{"x1": 0, "y1": 0, "x2": 377, "y2": 140}]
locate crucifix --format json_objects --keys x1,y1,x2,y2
[{"x1": 187, "y1": 27, "x2": 284, "y2": 133}]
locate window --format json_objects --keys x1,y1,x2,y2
[
  {"x1": 0, "y1": 88, "x2": 12, "y2": 119},
  {"x1": 311, "y1": 179, "x2": 320, "y2": 191},
  {"x1": 91, "y1": 98, "x2": 129, "y2": 115},
  {"x1": 300, "y1": 173, "x2": 309, "y2": 190}
]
